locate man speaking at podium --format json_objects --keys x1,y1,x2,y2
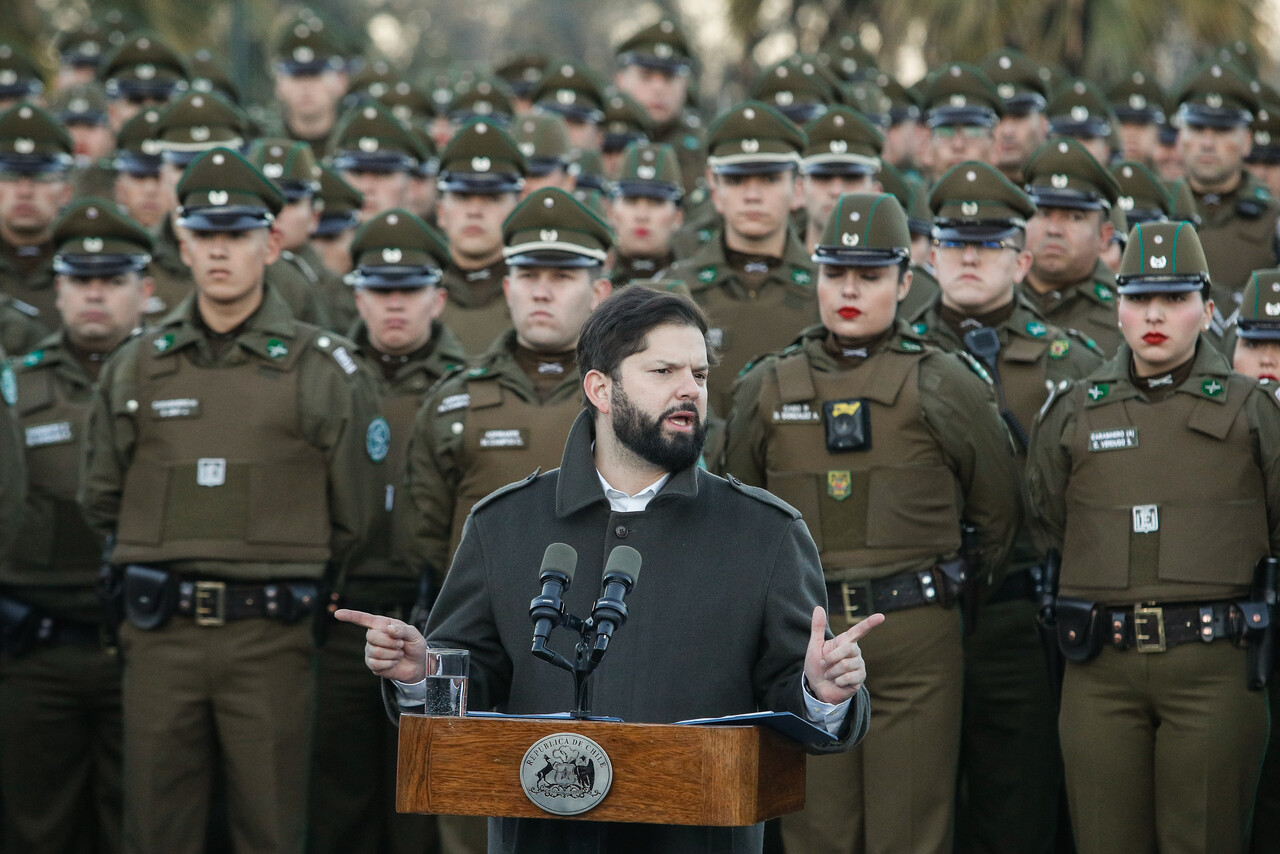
[{"x1": 339, "y1": 286, "x2": 880, "y2": 853}]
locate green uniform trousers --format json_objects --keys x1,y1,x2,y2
[
  {"x1": 1250, "y1": 680, "x2": 1280, "y2": 853},
  {"x1": 780, "y1": 604, "x2": 963, "y2": 854},
  {"x1": 309, "y1": 618, "x2": 437, "y2": 854},
  {"x1": 1060, "y1": 641, "x2": 1268, "y2": 854},
  {"x1": 0, "y1": 638, "x2": 122, "y2": 853},
  {"x1": 956, "y1": 597, "x2": 1064, "y2": 854},
  {"x1": 120, "y1": 617, "x2": 315, "y2": 854}
]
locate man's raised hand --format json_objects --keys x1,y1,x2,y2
[{"x1": 334, "y1": 608, "x2": 428, "y2": 684}]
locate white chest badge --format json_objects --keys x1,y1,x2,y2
[
  {"x1": 1132, "y1": 504, "x2": 1159, "y2": 534},
  {"x1": 197, "y1": 458, "x2": 226, "y2": 487}
]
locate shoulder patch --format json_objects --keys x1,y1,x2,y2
[
  {"x1": 1093, "y1": 283, "x2": 1114, "y2": 302},
  {"x1": 1025, "y1": 321, "x2": 1048, "y2": 338},
  {"x1": 724, "y1": 473, "x2": 802, "y2": 519},
  {"x1": 957, "y1": 351, "x2": 993, "y2": 384},
  {"x1": 470, "y1": 468, "x2": 541, "y2": 514},
  {"x1": 790, "y1": 268, "x2": 812, "y2": 286},
  {"x1": 697, "y1": 265, "x2": 717, "y2": 283},
  {"x1": 1085, "y1": 382, "x2": 1110, "y2": 402},
  {"x1": 0, "y1": 363, "x2": 15, "y2": 406},
  {"x1": 366, "y1": 417, "x2": 391, "y2": 462}
]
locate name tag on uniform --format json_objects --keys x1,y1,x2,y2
[
  {"x1": 151, "y1": 398, "x2": 201, "y2": 419},
  {"x1": 479, "y1": 429, "x2": 526, "y2": 449},
  {"x1": 197, "y1": 458, "x2": 226, "y2": 487},
  {"x1": 772, "y1": 403, "x2": 821, "y2": 423},
  {"x1": 437, "y1": 393, "x2": 470, "y2": 413},
  {"x1": 1089, "y1": 428, "x2": 1138, "y2": 452},
  {"x1": 1133, "y1": 504, "x2": 1159, "y2": 533},
  {"x1": 25, "y1": 421, "x2": 72, "y2": 447}
]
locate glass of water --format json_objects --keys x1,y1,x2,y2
[{"x1": 424, "y1": 648, "x2": 469, "y2": 716}]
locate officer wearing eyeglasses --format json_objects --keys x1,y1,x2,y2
[{"x1": 904, "y1": 160, "x2": 1103, "y2": 853}]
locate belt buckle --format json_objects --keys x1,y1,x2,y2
[
  {"x1": 840, "y1": 582, "x2": 870, "y2": 622},
  {"x1": 1133, "y1": 605, "x2": 1166, "y2": 653},
  {"x1": 194, "y1": 581, "x2": 226, "y2": 627}
]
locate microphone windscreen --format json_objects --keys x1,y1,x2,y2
[
  {"x1": 540, "y1": 542, "x2": 578, "y2": 583},
  {"x1": 603, "y1": 545, "x2": 642, "y2": 587}
]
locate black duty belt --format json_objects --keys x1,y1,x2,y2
[
  {"x1": 1105, "y1": 602, "x2": 1239, "y2": 653},
  {"x1": 176, "y1": 580, "x2": 318, "y2": 627},
  {"x1": 826, "y1": 569, "x2": 945, "y2": 621}
]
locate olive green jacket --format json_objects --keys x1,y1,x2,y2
[
  {"x1": 0, "y1": 294, "x2": 50, "y2": 356},
  {"x1": 405, "y1": 329, "x2": 582, "y2": 578},
  {"x1": 1018, "y1": 270, "x2": 1122, "y2": 356},
  {"x1": 80, "y1": 286, "x2": 384, "y2": 581},
  {"x1": 722, "y1": 322, "x2": 1020, "y2": 581},
  {"x1": 1027, "y1": 340, "x2": 1280, "y2": 602},
  {"x1": 664, "y1": 231, "x2": 820, "y2": 416}
]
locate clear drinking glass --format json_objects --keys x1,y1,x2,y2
[{"x1": 423, "y1": 648, "x2": 469, "y2": 716}]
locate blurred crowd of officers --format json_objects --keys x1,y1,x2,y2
[{"x1": 1, "y1": 7, "x2": 1280, "y2": 854}]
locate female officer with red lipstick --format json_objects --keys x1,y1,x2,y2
[
  {"x1": 721, "y1": 191, "x2": 1021, "y2": 854},
  {"x1": 1028, "y1": 220, "x2": 1280, "y2": 854}
]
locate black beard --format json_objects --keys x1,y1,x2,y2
[{"x1": 611, "y1": 382, "x2": 706, "y2": 472}]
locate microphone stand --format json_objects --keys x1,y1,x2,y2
[{"x1": 531, "y1": 612, "x2": 601, "y2": 720}]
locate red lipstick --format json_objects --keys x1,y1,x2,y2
[
  {"x1": 838, "y1": 307, "x2": 861, "y2": 319},
  {"x1": 1142, "y1": 332, "x2": 1168, "y2": 345}
]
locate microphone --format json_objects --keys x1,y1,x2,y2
[
  {"x1": 590, "y1": 546, "x2": 642, "y2": 663},
  {"x1": 529, "y1": 543, "x2": 578, "y2": 645}
]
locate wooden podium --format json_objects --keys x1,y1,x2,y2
[{"x1": 397, "y1": 714, "x2": 807, "y2": 826}]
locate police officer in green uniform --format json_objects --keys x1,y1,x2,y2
[
  {"x1": 405, "y1": 187, "x2": 611, "y2": 854},
  {"x1": 799, "y1": 106, "x2": 884, "y2": 255},
  {"x1": 0, "y1": 41, "x2": 45, "y2": 112},
  {"x1": 982, "y1": 48, "x2": 1049, "y2": 184},
  {"x1": 613, "y1": 19, "x2": 706, "y2": 200},
  {"x1": 721, "y1": 192, "x2": 1020, "y2": 854},
  {"x1": 311, "y1": 165, "x2": 364, "y2": 283},
  {"x1": 530, "y1": 61, "x2": 606, "y2": 154},
  {"x1": 0, "y1": 197, "x2": 154, "y2": 854},
  {"x1": 149, "y1": 92, "x2": 329, "y2": 327},
  {"x1": 268, "y1": 16, "x2": 350, "y2": 150},
  {"x1": 1176, "y1": 61, "x2": 1280, "y2": 311},
  {"x1": 329, "y1": 100, "x2": 426, "y2": 224},
  {"x1": 1020, "y1": 138, "x2": 1124, "y2": 354},
  {"x1": 99, "y1": 31, "x2": 189, "y2": 132},
  {"x1": 248, "y1": 138, "x2": 352, "y2": 334},
  {"x1": 111, "y1": 107, "x2": 169, "y2": 234},
  {"x1": 1109, "y1": 70, "x2": 1167, "y2": 168},
  {"x1": 1028, "y1": 221, "x2": 1279, "y2": 854},
  {"x1": 607, "y1": 141, "x2": 683, "y2": 287},
  {"x1": 920, "y1": 64, "x2": 1003, "y2": 184},
  {"x1": 1045, "y1": 79, "x2": 1115, "y2": 167},
  {"x1": 52, "y1": 83, "x2": 117, "y2": 199},
  {"x1": 512, "y1": 112, "x2": 576, "y2": 195},
  {"x1": 663, "y1": 101, "x2": 818, "y2": 417},
  {"x1": 310, "y1": 208, "x2": 464, "y2": 854},
  {"x1": 904, "y1": 161, "x2": 1103, "y2": 854},
  {"x1": 0, "y1": 104, "x2": 74, "y2": 326},
  {"x1": 434, "y1": 118, "x2": 528, "y2": 356},
  {"x1": 79, "y1": 147, "x2": 384, "y2": 854}
]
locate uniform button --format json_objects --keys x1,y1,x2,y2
[
  {"x1": 451, "y1": 422, "x2": 463, "y2": 435},
  {"x1": 614, "y1": 525, "x2": 628, "y2": 538},
  {"x1": 126, "y1": 399, "x2": 138, "y2": 412},
  {"x1": 317, "y1": 335, "x2": 331, "y2": 348}
]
